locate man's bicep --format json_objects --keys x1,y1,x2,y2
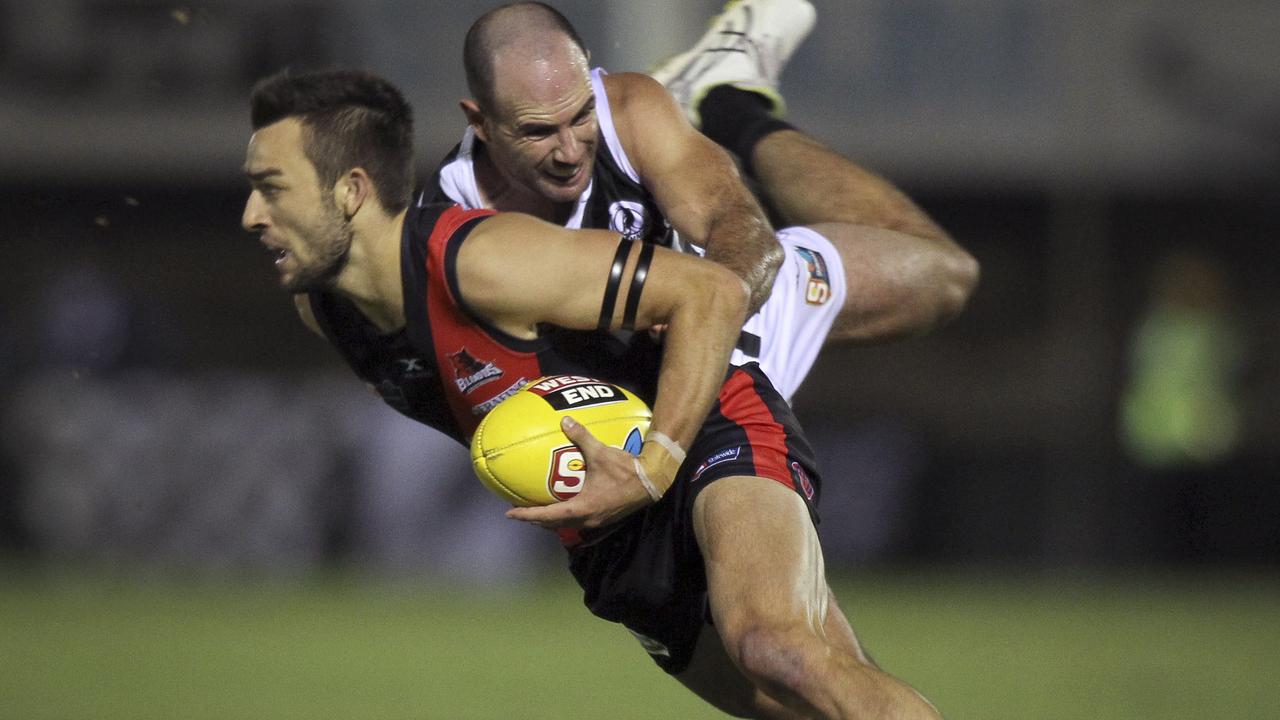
[
  {"x1": 456, "y1": 214, "x2": 636, "y2": 332},
  {"x1": 618, "y1": 77, "x2": 747, "y2": 240},
  {"x1": 534, "y1": 242, "x2": 701, "y2": 332}
]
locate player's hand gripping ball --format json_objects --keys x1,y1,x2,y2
[{"x1": 470, "y1": 376, "x2": 651, "y2": 506}]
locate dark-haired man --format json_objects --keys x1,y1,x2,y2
[
  {"x1": 244, "y1": 68, "x2": 745, "y2": 530},
  {"x1": 243, "y1": 69, "x2": 942, "y2": 719},
  {"x1": 427, "y1": 0, "x2": 979, "y2": 403}
]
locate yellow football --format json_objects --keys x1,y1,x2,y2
[{"x1": 470, "y1": 375, "x2": 652, "y2": 506}]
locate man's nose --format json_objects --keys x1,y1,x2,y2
[
  {"x1": 242, "y1": 191, "x2": 267, "y2": 232},
  {"x1": 552, "y1": 128, "x2": 584, "y2": 164}
]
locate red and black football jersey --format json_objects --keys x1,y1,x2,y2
[{"x1": 307, "y1": 202, "x2": 661, "y2": 445}]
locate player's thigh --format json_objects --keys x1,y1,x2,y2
[
  {"x1": 691, "y1": 475, "x2": 828, "y2": 640},
  {"x1": 806, "y1": 220, "x2": 944, "y2": 343}
]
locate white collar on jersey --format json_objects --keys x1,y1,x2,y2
[{"x1": 432, "y1": 127, "x2": 593, "y2": 230}]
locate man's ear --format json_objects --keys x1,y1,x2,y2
[
  {"x1": 334, "y1": 167, "x2": 372, "y2": 219},
  {"x1": 460, "y1": 99, "x2": 489, "y2": 143}
]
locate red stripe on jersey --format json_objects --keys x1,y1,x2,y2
[
  {"x1": 717, "y1": 368, "x2": 795, "y2": 490},
  {"x1": 424, "y1": 205, "x2": 545, "y2": 439}
]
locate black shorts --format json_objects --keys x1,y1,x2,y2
[{"x1": 567, "y1": 364, "x2": 822, "y2": 674}]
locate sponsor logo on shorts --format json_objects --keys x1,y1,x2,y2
[
  {"x1": 471, "y1": 377, "x2": 528, "y2": 415},
  {"x1": 794, "y1": 246, "x2": 832, "y2": 306},
  {"x1": 627, "y1": 628, "x2": 671, "y2": 659},
  {"x1": 547, "y1": 445, "x2": 586, "y2": 500},
  {"x1": 608, "y1": 200, "x2": 649, "y2": 239},
  {"x1": 528, "y1": 376, "x2": 627, "y2": 411},
  {"x1": 449, "y1": 348, "x2": 504, "y2": 394},
  {"x1": 692, "y1": 446, "x2": 742, "y2": 481},
  {"x1": 790, "y1": 461, "x2": 816, "y2": 500}
]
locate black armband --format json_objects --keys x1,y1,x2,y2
[
  {"x1": 598, "y1": 237, "x2": 634, "y2": 330},
  {"x1": 622, "y1": 242, "x2": 656, "y2": 331}
]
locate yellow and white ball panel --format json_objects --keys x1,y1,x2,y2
[{"x1": 470, "y1": 376, "x2": 651, "y2": 506}]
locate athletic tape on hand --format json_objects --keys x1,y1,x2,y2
[
  {"x1": 644, "y1": 430, "x2": 686, "y2": 463},
  {"x1": 633, "y1": 458, "x2": 663, "y2": 502}
]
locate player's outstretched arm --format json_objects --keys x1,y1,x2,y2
[
  {"x1": 456, "y1": 212, "x2": 750, "y2": 529},
  {"x1": 606, "y1": 73, "x2": 783, "y2": 316}
]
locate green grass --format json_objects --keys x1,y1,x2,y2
[{"x1": 2, "y1": 568, "x2": 1277, "y2": 719}]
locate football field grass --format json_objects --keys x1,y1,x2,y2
[{"x1": 2, "y1": 566, "x2": 1277, "y2": 719}]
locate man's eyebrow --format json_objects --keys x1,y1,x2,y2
[
  {"x1": 518, "y1": 121, "x2": 556, "y2": 134},
  {"x1": 517, "y1": 97, "x2": 597, "y2": 134},
  {"x1": 244, "y1": 168, "x2": 282, "y2": 182}
]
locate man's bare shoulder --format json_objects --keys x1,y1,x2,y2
[
  {"x1": 600, "y1": 71, "x2": 675, "y2": 114},
  {"x1": 599, "y1": 71, "x2": 692, "y2": 163}
]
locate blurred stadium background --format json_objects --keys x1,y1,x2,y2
[{"x1": 1, "y1": 1, "x2": 1277, "y2": 718}]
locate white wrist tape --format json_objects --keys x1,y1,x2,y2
[
  {"x1": 633, "y1": 458, "x2": 663, "y2": 502},
  {"x1": 644, "y1": 431, "x2": 687, "y2": 463}
]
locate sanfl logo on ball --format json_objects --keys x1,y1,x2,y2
[{"x1": 547, "y1": 445, "x2": 586, "y2": 500}]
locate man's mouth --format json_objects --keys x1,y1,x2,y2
[
  {"x1": 547, "y1": 166, "x2": 583, "y2": 185},
  {"x1": 263, "y1": 241, "x2": 291, "y2": 267}
]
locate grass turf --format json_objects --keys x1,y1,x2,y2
[{"x1": 1, "y1": 568, "x2": 1277, "y2": 719}]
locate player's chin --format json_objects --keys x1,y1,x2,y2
[
  {"x1": 280, "y1": 267, "x2": 321, "y2": 294},
  {"x1": 280, "y1": 274, "x2": 307, "y2": 294},
  {"x1": 273, "y1": 265, "x2": 296, "y2": 291},
  {"x1": 274, "y1": 259, "x2": 302, "y2": 290}
]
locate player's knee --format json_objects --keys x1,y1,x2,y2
[{"x1": 726, "y1": 622, "x2": 817, "y2": 702}]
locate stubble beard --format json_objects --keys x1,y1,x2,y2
[{"x1": 284, "y1": 194, "x2": 353, "y2": 294}]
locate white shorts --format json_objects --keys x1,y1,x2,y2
[{"x1": 730, "y1": 226, "x2": 846, "y2": 403}]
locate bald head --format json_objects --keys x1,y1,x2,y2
[{"x1": 464, "y1": 2, "x2": 589, "y2": 112}]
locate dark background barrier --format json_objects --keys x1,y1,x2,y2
[{"x1": 2, "y1": 0, "x2": 1277, "y2": 577}]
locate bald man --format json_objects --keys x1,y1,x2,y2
[
  {"x1": 424, "y1": 0, "x2": 978, "y2": 404},
  {"x1": 418, "y1": 3, "x2": 956, "y2": 717}
]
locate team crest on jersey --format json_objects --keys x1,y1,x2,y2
[
  {"x1": 608, "y1": 200, "x2": 649, "y2": 239},
  {"x1": 449, "y1": 348, "x2": 504, "y2": 394},
  {"x1": 790, "y1": 461, "x2": 816, "y2": 500},
  {"x1": 794, "y1": 246, "x2": 832, "y2": 306}
]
